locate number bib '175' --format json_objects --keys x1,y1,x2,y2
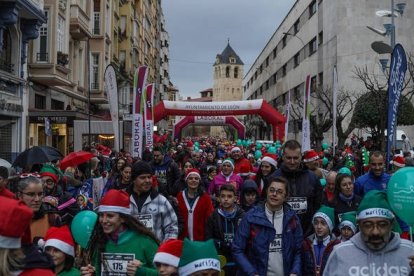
[
  {"x1": 102, "y1": 253, "x2": 135, "y2": 275},
  {"x1": 286, "y1": 197, "x2": 307, "y2": 214}
]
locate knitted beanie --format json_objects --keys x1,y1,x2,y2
[
  {"x1": 40, "y1": 164, "x2": 60, "y2": 183},
  {"x1": 339, "y1": 211, "x2": 357, "y2": 233},
  {"x1": 313, "y1": 205, "x2": 335, "y2": 232},
  {"x1": 131, "y1": 161, "x2": 153, "y2": 181},
  {"x1": 44, "y1": 225, "x2": 75, "y2": 257},
  {"x1": 153, "y1": 239, "x2": 183, "y2": 267},
  {"x1": 357, "y1": 190, "x2": 394, "y2": 220},
  {"x1": 178, "y1": 238, "x2": 220, "y2": 276}
]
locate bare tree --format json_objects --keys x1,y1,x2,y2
[{"x1": 290, "y1": 86, "x2": 357, "y2": 150}]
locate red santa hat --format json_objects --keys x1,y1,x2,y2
[
  {"x1": 185, "y1": 168, "x2": 201, "y2": 181},
  {"x1": 261, "y1": 156, "x2": 277, "y2": 168},
  {"x1": 238, "y1": 163, "x2": 251, "y2": 177},
  {"x1": 186, "y1": 140, "x2": 194, "y2": 147},
  {"x1": 303, "y1": 149, "x2": 319, "y2": 163},
  {"x1": 98, "y1": 190, "x2": 131, "y2": 215},
  {"x1": 153, "y1": 239, "x2": 183, "y2": 267},
  {"x1": 391, "y1": 155, "x2": 405, "y2": 168},
  {"x1": 44, "y1": 225, "x2": 75, "y2": 257},
  {"x1": 231, "y1": 147, "x2": 242, "y2": 153},
  {"x1": 0, "y1": 197, "x2": 33, "y2": 249}
]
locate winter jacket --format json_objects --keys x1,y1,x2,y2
[
  {"x1": 301, "y1": 234, "x2": 340, "y2": 276},
  {"x1": 354, "y1": 170, "x2": 390, "y2": 197},
  {"x1": 19, "y1": 245, "x2": 55, "y2": 276},
  {"x1": 323, "y1": 232, "x2": 414, "y2": 276},
  {"x1": 325, "y1": 193, "x2": 362, "y2": 227},
  {"x1": 150, "y1": 155, "x2": 181, "y2": 197},
  {"x1": 177, "y1": 190, "x2": 214, "y2": 241},
  {"x1": 273, "y1": 164, "x2": 323, "y2": 236},
  {"x1": 130, "y1": 189, "x2": 178, "y2": 242},
  {"x1": 208, "y1": 172, "x2": 243, "y2": 197},
  {"x1": 93, "y1": 229, "x2": 158, "y2": 276},
  {"x1": 232, "y1": 203, "x2": 303, "y2": 276},
  {"x1": 58, "y1": 268, "x2": 80, "y2": 276},
  {"x1": 205, "y1": 206, "x2": 245, "y2": 261}
]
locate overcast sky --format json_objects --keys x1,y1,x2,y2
[{"x1": 162, "y1": 0, "x2": 296, "y2": 99}]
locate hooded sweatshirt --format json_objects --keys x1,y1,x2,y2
[{"x1": 323, "y1": 231, "x2": 413, "y2": 276}]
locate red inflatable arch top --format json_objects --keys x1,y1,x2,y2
[{"x1": 154, "y1": 99, "x2": 286, "y2": 141}]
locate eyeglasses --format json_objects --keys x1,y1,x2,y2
[
  {"x1": 21, "y1": 192, "x2": 44, "y2": 198},
  {"x1": 359, "y1": 221, "x2": 391, "y2": 231},
  {"x1": 268, "y1": 188, "x2": 285, "y2": 195},
  {"x1": 19, "y1": 172, "x2": 41, "y2": 178},
  {"x1": 44, "y1": 179, "x2": 55, "y2": 184}
]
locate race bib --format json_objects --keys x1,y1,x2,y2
[
  {"x1": 287, "y1": 197, "x2": 308, "y2": 214},
  {"x1": 101, "y1": 253, "x2": 135, "y2": 275},
  {"x1": 138, "y1": 214, "x2": 154, "y2": 231},
  {"x1": 269, "y1": 234, "x2": 282, "y2": 253},
  {"x1": 224, "y1": 232, "x2": 234, "y2": 244}
]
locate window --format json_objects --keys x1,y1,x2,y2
[
  {"x1": 282, "y1": 35, "x2": 287, "y2": 48},
  {"x1": 273, "y1": 47, "x2": 277, "y2": 59},
  {"x1": 282, "y1": 64, "x2": 287, "y2": 77},
  {"x1": 294, "y1": 52, "x2": 300, "y2": 67},
  {"x1": 91, "y1": 54, "x2": 99, "y2": 89},
  {"x1": 318, "y1": 72, "x2": 324, "y2": 87},
  {"x1": 93, "y1": 12, "x2": 100, "y2": 35},
  {"x1": 309, "y1": 37, "x2": 317, "y2": 55},
  {"x1": 37, "y1": 9, "x2": 48, "y2": 62},
  {"x1": 226, "y1": 66, "x2": 230, "y2": 78},
  {"x1": 57, "y1": 15, "x2": 65, "y2": 52},
  {"x1": 0, "y1": 28, "x2": 12, "y2": 73},
  {"x1": 266, "y1": 57, "x2": 269, "y2": 67},
  {"x1": 51, "y1": 99, "x2": 64, "y2": 110},
  {"x1": 318, "y1": 31, "x2": 323, "y2": 46},
  {"x1": 311, "y1": 76, "x2": 317, "y2": 93},
  {"x1": 294, "y1": 19, "x2": 300, "y2": 34},
  {"x1": 234, "y1": 67, "x2": 239, "y2": 78},
  {"x1": 120, "y1": 16, "x2": 126, "y2": 35},
  {"x1": 273, "y1": 73, "x2": 277, "y2": 84},
  {"x1": 229, "y1": 57, "x2": 236, "y2": 63},
  {"x1": 265, "y1": 80, "x2": 269, "y2": 90},
  {"x1": 35, "y1": 94, "x2": 46, "y2": 109},
  {"x1": 309, "y1": 0, "x2": 317, "y2": 18}
]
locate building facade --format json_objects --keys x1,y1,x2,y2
[
  {"x1": 243, "y1": 0, "x2": 414, "y2": 141},
  {"x1": 0, "y1": 0, "x2": 46, "y2": 161}
]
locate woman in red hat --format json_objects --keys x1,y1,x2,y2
[
  {"x1": 177, "y1": 169, "x2": 214, "y2": 241},
  {"x1": 80, "y1": 190, "x2": 159, "y2": 276}
]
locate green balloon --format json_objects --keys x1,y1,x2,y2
[
  {"x1": 71, "y1": 210, "x2": 98, "y2": 248},
  {"x1": 256, "y1": 143, "x2": 262, "y2": 150},
  {"x1": 236, "y1": 139, "x2": 242, "y2": 146},
  {"x1": 322, "y1": 157, "x2": 328, "y2": 166},
  {"x1": 255, "y1": 150, "x2": 262, "y2": 159},
  {"x1": 320, "y1": 178, "x2": 327, "y2": 187},
  {"x1": 268, "y1": 147, "x2": 276, "y2": 154},
  {"x1": 387, "y1": 167, "x2": 414, "y2": 225},
  {"x1": 322, "y1": 142, "x2": 329, "y2": 150}
]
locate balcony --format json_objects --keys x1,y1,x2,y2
[
  {"x1": 36, "y1": 52, "x2": 48, "y2": 62},
  {"x1": 69, "y1": 3, "x2": 92, "y2": 39},
  {"x1": 28, "y1": 51, "x2": 72, "y2": 86}
]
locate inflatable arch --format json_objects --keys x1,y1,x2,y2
[
  {"x1": 154, "y1": 99, "x2": 286, "y2": 141},
  {"x1": 173, "y1": 116, "x2": 245, "y2": 140}
]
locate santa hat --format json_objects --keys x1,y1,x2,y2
[
  {"x1": 261, "y1": 156, "x2": 277, "y2": 168},
  {"x1": 313, "y1": 205, "x2": 335, "y2": 232},
  {"x1": 44, "y1": 225, "x2": 75, "y2": 257},
  {"x1": 390, "y1": 155, "x2": 405, "y2": 168},
  {"x1": 222, "y1": 159, "x2": 234, "y2": 169},
  {"x1": 178, "y1": 238, "x2": 220, "y2": 276},
  {"x1": 185, "y1": 168, "x2": 201, "y2": 181},
  {"x1": 238, "y1": 163, "x2": 251, "y2": 177},
  {"x1": 187, "y1": 140, "x2": 194, "y2": 147},
  {"x1": 96, "y1": 144, "x2": 112, "y2": 158},
  {"x1": 0, "y1": 197, "x2": 33, "y2": 248},
  {"x1": 40, "y1": 164, "x2": 60, "y2": 183},
  {"x1": 303, "y1": 149, "x2": 319, "y2": 163},
  {"x1": 231, "y1": 147, "x2": 241, "y2": 153},
  {"x1": 339, "y1": 211, "x2": 357, "y2": 234},
  {"x1": 357, "y1": 190, "x2": 394, "y2": 220},
  {"x1": 98, "y1": 190, "x2": 131, "y2": 215},
  {"x1": 153, "y1": 239, "x2": 183, "y2": 267}
]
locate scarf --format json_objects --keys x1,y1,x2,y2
[{"x1": 339, "y1": 192, "x2": 354, "y2": 203}]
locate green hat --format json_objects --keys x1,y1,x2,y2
[
  {"x1": 313, "y1": 205, "x2": 335, "y2": 232},
  {"x1": 357, "y1": 190, "x2": 394, "y2": 220},
  {"x1": 40, "y1": 164, "x2": 60, "y2": 183},
  {"x1": 339, "y1": 211, "x2": 357, "y2": 233},
  {"x1": 178, "y1": 238, "x2": 220, "y2": 276},
  {"x1": 338, "y1": 167, "x2": 352, "y2": 176}
]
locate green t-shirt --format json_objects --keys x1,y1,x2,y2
[
  {"x1": 58, "y1": 267, "x2": 80, "y2": 276},
  {"x1": 94, "y1": 229, "x2": 158, "y2": 276}
]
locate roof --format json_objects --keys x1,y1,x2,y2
[{"x1": 214, "y1": 42, "x2": 244, "y2": 66}]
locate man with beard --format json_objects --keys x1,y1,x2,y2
[
  {"x1": 150, "y1": 147, "x2": 181, "y2": 198},
  {"x1": 324, "y1": 190, "x2": 414, "y2": 275},
  {"x1": 272, "y1": 140, "x2": 322, "y2": 236},
  {"x1": 231, "y1": 147, "x2": 252, "y2": 175}
]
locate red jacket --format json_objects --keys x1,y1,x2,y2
[{"x1": 177, "y1": 190, "x2": 214, "y2": 241}]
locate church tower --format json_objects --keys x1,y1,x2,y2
[
  {"x1": 213, "y1": 41, "x2": 244, "y2": 102},
  {"x1": 211, "y1": 41, "x2": 244, "y2": 138}
]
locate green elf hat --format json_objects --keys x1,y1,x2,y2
[
  {"x1": 313, "y1": 205, "x2": 335, "y2": 232},
  {"x1": 339, "y1": 211, "x2": 357, "y2": 233},
  {"x1": 40, "y1": 164, "x2": 60, "y2": 183},
  {"x1": 357, "y1": 190, "x2": 395, "y2": 220},
  {"x1": 178, "y1": 238, "x2": 220, "y2": 276}
]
